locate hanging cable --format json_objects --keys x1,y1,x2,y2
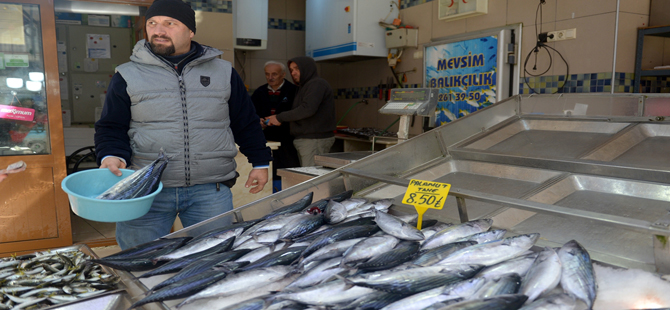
[
  {"x1": 381, "y1": 116, "x2": 400, "y2": 134},
  {"x1": 523, "y1": 0, "x2": 570, "y2": 94},
  {"x1": 234, "y1": 50, "x2": 247, "y2": 83},
  {"x1": 336, "y1": 100, "x2": 367, "y2": 126},
  {"x1": 390, "y1": 67, "x2": 404, "y2": 88}
]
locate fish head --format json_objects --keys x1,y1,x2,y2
[
  {"x1": 372, "y1": 199, "x2": 394, "y2": 210},
  {"x1": 341, "y1": 198, "x2": 368, "y2": 209},
  {"x1": 501, "y1": 233, "x2": 540, "y2": 248}
]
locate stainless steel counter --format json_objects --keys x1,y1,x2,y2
[
  {"x1": 219, "y1": 93, "x2": 670, "y2": 273},
  {"x1": 78, "y1": 93, "x2": 670, "y2": 309},
  {"x1": 314, "y1": 151, "x2": 373, "y2": 168}
]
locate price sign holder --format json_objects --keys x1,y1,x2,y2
[{"x1": 402, "y1": 179, "x2": 451, "y2": 230}]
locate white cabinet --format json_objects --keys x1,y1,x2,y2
[{"x1": 306, "y1": 0, "x2": 398, "y2": 61}]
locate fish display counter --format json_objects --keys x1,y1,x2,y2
[{"x1": 36, "y1": 93, "x2": 670, "y2": 309}]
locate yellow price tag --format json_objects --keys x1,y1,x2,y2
[{"x1": 402, "y1": 179, "x2": 451, "y2": 230}]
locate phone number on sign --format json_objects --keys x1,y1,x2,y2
[{"x1": 438, "y1": 91, "x2": 482, "y2": 102}]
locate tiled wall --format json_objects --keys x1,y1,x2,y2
[
  {"x1": 269, "y1": 18, "x2": 305, "y2": 31},
  {"x1": 400, "y1": 0, "x2": 433, "y2": 9},
  {"x1": 187, "y1": 0, "x2": 232, "y2": 13},
  {"x1": 519, "y1": 73, "x2": 670, "y2": 94},
  {"x1": 639, "y1": 76, "x2": 670, "y2": 93},
  {"x1": 334, "y1": 84, "x2": 422, "y2": 100},
  {"x1": 520, "y1": 73, "x2": 622, "y2": 95}
]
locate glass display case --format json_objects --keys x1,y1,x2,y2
[
  {"x1": 0, "y1": 0, "x2": 72, "y2": 255},
  {"x1": 0, "y1": 3, "x2": 51, "y2": 156}
]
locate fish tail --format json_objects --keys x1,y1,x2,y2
[
  {"x1": 334, "y1": 274, "x2": 356, "y2": 290},
  {"x1": 176, "y1": 292, "x2": 199, "y2": 309}
]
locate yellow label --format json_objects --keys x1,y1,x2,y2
[
  {"x1": 402, "y1": 179, "x2": 451, "y2": 209},
  {"x1": 403, "y1": 179, "x2": 451, "y2": 230}
]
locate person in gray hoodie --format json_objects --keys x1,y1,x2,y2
[{"x1": 265, "y1": 56, "x2": 336, "y2": 166}]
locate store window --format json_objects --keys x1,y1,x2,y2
[{"x1": 0, "y1": 3, "x2": 49, "y2": 155}]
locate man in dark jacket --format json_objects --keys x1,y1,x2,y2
[
  {"x1": 265, "y1": 56, "x2": 336, "y2": 166},
  {"x1": 251, "y1": 61, "x2": 300, "y2": 191},
  {"x1": 94, "y1": 0, "x2": 271, "y2": 249}
]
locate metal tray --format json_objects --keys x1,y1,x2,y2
[
  {"x1": 582, "y1": 123, "x2": 670, "y2": 168},
  {"x1": 314, "y1": 151, "x2": 373, "y2": 168},
  {"x1": 516, "y1": 174, "x2": 670, "y2": 271},
  {"x1": 360, "y1": 159, "x2": 565, "y2": 224},
  {"x1": 461, "y1": 119, "x2": 630, "y2": 159}
]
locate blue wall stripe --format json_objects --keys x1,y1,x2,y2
[{"x1": 314, "y1": 42, "x2": 357, "y2": 57}]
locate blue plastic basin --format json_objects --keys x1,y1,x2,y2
[{"x1": 61, "y1": 169, "x2": 163, "y2": 223}]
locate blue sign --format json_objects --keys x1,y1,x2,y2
[{"x1": 426, "y1": 36, "x2": 498, "y2": 126}]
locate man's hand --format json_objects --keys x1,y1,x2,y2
[
  {"x1": 0, "y1": 174, "x2": 7, "y2": 183},
  {"x1": 260, "y1": 118, "x2": 268, "y2": 129},
  {"x1": 245, "y1": 168, "x2": 268, "y2": 194},
  {"x1": 265, "y1": 115, "x2": 281, "y2": 126},
  {"x1": 100, "y1": 157, "x2": 127, "y2": 176}
]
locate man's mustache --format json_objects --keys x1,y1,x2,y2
[{"x1": 151, "y1": 35, "x2": 172, "y2": 41}]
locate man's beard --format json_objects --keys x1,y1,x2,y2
[{"x1": 150, "y1": 36, "x2": 175, "y2": 57}]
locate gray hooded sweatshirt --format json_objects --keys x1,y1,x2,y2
[{"x1": 276, "y1": 56, "x2": 336, "y2": 139}]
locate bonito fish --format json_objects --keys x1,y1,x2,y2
[
  {"x1": 437, "y1": 233, "x2": 540, "y2": 267},
  {"x1": 96, "y1": 150, "x2": 168, "y2": 200},
  {"x1": 557, "y1": 240, "x2": 597, "y2": 308},
  {"x1": 421, "y1": 219, "x2": 493, "y2": 250},
  {"x1": 178, "y1": 266, "x2": 293, "y2": 307},
  {"x1": 520, "y1": 248, "x2": 562, "y2": 303}
]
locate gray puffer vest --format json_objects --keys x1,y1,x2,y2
[{"x1": 116, "y1": 40, "x2": 237, "y2": 188}]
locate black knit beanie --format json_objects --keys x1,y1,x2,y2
[{"x1": 145, "y1": 0, "x2": 196, "y2": 34}]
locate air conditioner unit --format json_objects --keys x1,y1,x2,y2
[{"x1": 233, "y1": 0, "x2": 268, "y2": 50}]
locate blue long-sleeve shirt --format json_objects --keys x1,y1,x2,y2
[{"x1": 95, "y1": 43, "x2": 271, "y2": 170}]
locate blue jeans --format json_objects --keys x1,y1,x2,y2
[{"x1": 116, "y1": 183, "x2": 233, "y2": 250}]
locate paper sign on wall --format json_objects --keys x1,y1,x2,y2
[
  {"x1": 88, "y1": 15, "x2": 110, "y2": 27},
  {"x1": 84, "y1": 58, "x2": 98, "y2": 72},
  {"x1": 0, "y1": 5, "x2": 25, "y2": 45},
  {"x1": 86, "y1": 34, "x2": 111, "y2": 58},
  {"x1": 4, "y1": 54, "x2": 29, "y2": 67}
]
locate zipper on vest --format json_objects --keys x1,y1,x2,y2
[{"x1": 179, "y1": 74, "x2": 191, "y2": 186}]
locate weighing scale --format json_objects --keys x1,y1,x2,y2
[{"x1": 379, "y1": 88, "x2": 439, "y2": 140}]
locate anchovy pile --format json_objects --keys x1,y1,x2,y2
[
  {"x1": 96, "y1": 150, "x2": 169, "y2": 200},
  {"x1": 90, "y1": 190, "x2": 598, "y2": 310},
  {"x1": 0, "y1": 248, "x2": 119, "y2": 309}
]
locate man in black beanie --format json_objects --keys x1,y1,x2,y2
[
  {"x1": 95, "y1": 0, "x2": 271, "y2": 249},
  {"x1": 144, "y1": 0, "x2": 197, "y2": 57}
]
